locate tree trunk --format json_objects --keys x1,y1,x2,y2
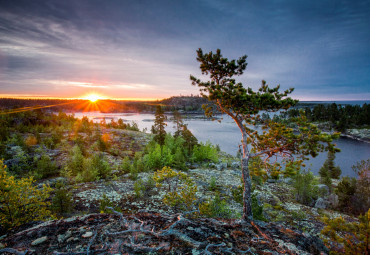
[{"x1": 241, "y1": 154, "x2": 253, "y2": 221}]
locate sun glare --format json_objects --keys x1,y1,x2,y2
[{"x1": 85, "y1": 94, "x2": 100, "y2": 102}]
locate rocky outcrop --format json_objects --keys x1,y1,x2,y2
[{"x1": 0, "y1": 211, "x2": 328, "y2": 255}]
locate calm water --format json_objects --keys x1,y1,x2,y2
[{"x1": 73, "y1": 112, "x2": 370, "y2": 177}]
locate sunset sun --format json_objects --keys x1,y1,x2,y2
[{"x1": 85, "y1": 94, "x2": 101, "y2": 102}]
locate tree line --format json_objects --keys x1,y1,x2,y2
[{"x1": 286, "y1": 103, "x2": 370, "y2": 131}]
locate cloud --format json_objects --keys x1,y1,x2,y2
[{"x1": 0, "y1": 0, "x2": 369, "y2": 100}]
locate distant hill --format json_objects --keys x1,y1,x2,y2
[{"x1": 0, "y1": 96, "x2": 213, "y2": 113}]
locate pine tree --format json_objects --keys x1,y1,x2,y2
[
  {"x1": 190, "y1": 48, "x2": 339, "y2": 221},
  {"x1": 320, "y1": 151, "x2": 341, "y2": 179},
  {"x1": 153, "y1": 105, "x2": 167, "y2": 154}
]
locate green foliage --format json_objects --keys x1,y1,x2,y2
[
  {"x1": 192, "y1": 141, "x2": 218, "y2": 163},
  {"x1": 133, "y1": 176, "x2": 155, "y2": 198},
  {"x1": 99, "y1": 193, "x2": 114, "y2": 213},
  {"x1": 208, "y1": 176, "x2": 217, "y2": 191},
  {"x1": 87, "y1": 153, "x2": 111, "y2": 179},
  {"x1": 74, "y1": 153, "x2": 111, "y2": 182},
  {"x1": 306, "y1": 103, "x2": 370, "y2": 131},
  {"x1": 120, "y1": 156, "x2": 131, "y2": 174},
  {"x1": 321, "y1": 208, "x2": 370, "y2": 254},
  {"x1": 153, "y1": 105, "x2": 167, "y2": 150},
  {"x1": 232, "y1": 185, "x2": 244, "y2": 205},
  {"x1": 199, "y1": 194, "x2": 235, "y2": 219},
  {"x1": 7, "y1": 146, "x2": 31, "y2": 175},
  {"x1": 249, "y1": 156, "x2": 268, "y2": 181},
  {"x1": 0, "y1": 160, "x2": 54, "y2": 230},
  {"x1": 52, "y1": 181, "x2": 73, "y2": 215},
  {"x1": 154, "y1": 166, "x2": 197, "y2": 211},
  {"x1": 352, "y1": 159, "x2": 370, "y2": 215},
  {"x1": 336, "y1": 177, "x2": 357, "y2": 213},
  {"x1": 319, "y1": 151, "x2": 341, "y2": 180},
  {"x1": 293, "y1": 170, "x2": 319, "y2": 206},
  {"x1": 190, "y1": 48, "x2": 339, "y2": 220},
  {"x1": 143, "y1": 134, "x2": 191, "y2": 171},
  {"x1": 251, "y1": 193, "x2": 266, "y2": 221},
  {"x1": 63, "y1": 145, "x2": 84, "y2": 177},
  {"x1": 33, "y1": 149, "x2": 58, "y2": 179},
  {"x1": 129, "y1": 165, "x2": 138, "y2": 180}
]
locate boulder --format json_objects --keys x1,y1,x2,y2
[
  {"x1": 315, "y1": 184, "x2": 330, "y2": 195},
  {"x1": 314, "y1": 198, "x2": 327, "y2": 209},
  {"x1": 230, "y1": 161, "x2": 241, "y2": 169},
  {"x1": 216, "y1": 163, "x2": 227, "y2": 171},
  {"x1": 327, "y1": 193, "x2": 339, "y2": 208}
]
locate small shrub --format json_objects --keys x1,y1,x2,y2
[
  {"x1": 133, "y1": 176, "x2": 155, "y2": 198},
  {"x1": 99, "y1": 193, "x2": 114, "y2": 213},
  {"x1": 199, "y1": 194, "x2": 235, "y2": 219},
  {"x1": 293, "y1": 170, "x2": 319, "y2": 206},
  {"x1": 251, "y1": 193, "x2": 266, "y2": 221},
  {"x1": 321, "y1": 208, "x2": 370, "y2": 254},
  {"x1": 192, "y1": 142, "x2": 218, "y2": 163},
  {"x1": 120, "y1": 157, "x2": 131, "y2": 174},
  {"x1": 208, "y1": 176, "x2": 218, "y2": 191},
  {"x1": 154, "y1": 166, "x2": 197, "y2": 211},
  {"x1": 0, "y1": 160, "x2": 54, "y2": 231},
  {"x1": 34, "y1": 151, "x2": 58, "y2": 179},
  {"x1": 129, "y1": 166, "x2": 138, "y2": 180},
  {"x1": 52, "y1": 181, "x2": 73, "y2": 215},
  {"x1": 231, "y1": 185, "x2": 243, "y2": 205},
  {"x1": 319, "y1": 151, "x2": 341, "y2": 179},
  {"x1": 335, "y1": 176, "x2": 356, "y2": 213}
]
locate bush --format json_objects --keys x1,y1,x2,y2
[
  {"x1": 321, "y1": 208, "x2": 370, "y2": 254},
  {"x1": 52, "y1": 181, "x2": 73, "y2": 215},
  {"x1": 99, "y1": 193, "x2": 114, "y2": 213},
  {"x1": 352, "y1": 159, "x2": 370, "y2": 215},
  {"x1": 335, "y1": 176, "x2": 357, "y2": 213},
  {"x1": 293, "y1": 170, "x2": 319, "y2": 206},
  {"x1": 251, "y1": 193, "x2": 266, "y2": 221},
  {"x1": 319, "y1": 151, "x2": 341, "y2": 179},
  {"x1": 199, "y1": 194, "x2": 235, "y2": 219},
  {"x1": 63, "y1": 145, "x2": 84, "y2": 177},
  {"x1": 154, "y1": 166, "x2": 197, "y2": 211},
  {"x1": 192, "y1": 141, "x2": 218, "y2": 163},
  {"x1": 33, "y1": 151, "x2": 58, "y2": 179},
  {"x1": 133, "y1": 176, "x2": 155, "y2": 198},
  {"x1": 120, "y1": 157, "x2": 131, "y2": 174},
  {"x1": 0, "y1": 160, "x2": 54, "y2": 231}
]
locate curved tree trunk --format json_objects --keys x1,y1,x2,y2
[{"x1": 229, "y1": 114, "x2": 253, "y2": 221}]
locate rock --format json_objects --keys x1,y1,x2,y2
[
  {"x1": 267, "y1": 178, "x2": 278, "y2": 183},
  {"x1": 281, "y1": 178, "x2": 293, "y2": 184},
  {"x1": 327, "y1": 193, "x2": 339, "y2": 208},
  {"x1": 31, "y1": 236, "x2": 47, "y2": 246},
  {"x1": 254, "y1": 190, "x2": 281, "y2": 206},
  {"x1": 37, "y1": 177, "x2": 68, "y2": 188},
  {"x1": 82, "y1": 232, "x2": 93, "y2": 238},
  {"x1": 315, "y1": 184, "x2": 329, "y2": 195},
  {"x1": 314, "y1": 198, "x2": 327, "y2": 209},
  {"x1": 216, "y1": 163, "x2": 227, "y2": 171},
  {"x1": 208, "y1": 163, "x2": 217, "y2": 169},
  {"x1": 230, "y1": 161, "x2": 240, "y2": 169},
  {"x1": 57, "y1": 234, "x2": 65, "y2": 243}
]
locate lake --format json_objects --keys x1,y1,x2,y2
[{"x1": 73, "y1": 112, "x2": 370, "y2": 178}]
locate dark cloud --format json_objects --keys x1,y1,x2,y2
[{"x1": 0, "y1": 0, "x2": 369, "y2": 99}]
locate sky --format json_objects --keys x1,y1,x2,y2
[{"x1": 0, "y1": 0, "x2": 369, "y2": 101}]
